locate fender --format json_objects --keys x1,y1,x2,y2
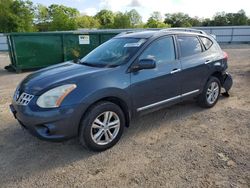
[{"x1": 76, "y1": 87, "x2": 133, "y2": 124}]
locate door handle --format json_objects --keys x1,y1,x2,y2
[
  {"x1": 170, "y1": 68, "x2": 181, "y2": 74},
  {"x1": 205, "y1": 60, "x2": 212, "y2": 64}
]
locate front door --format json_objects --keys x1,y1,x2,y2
[{"x1": 130, "y1": 36, "x2": 182, "y2": 112}]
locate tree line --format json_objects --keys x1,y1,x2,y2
[{"x1": 0, "y1": 0, "x2": 250, "y2": 33}]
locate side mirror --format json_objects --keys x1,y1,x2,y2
[{"x1": 131, "y1": 59, "x2": 156, "y2": 72}]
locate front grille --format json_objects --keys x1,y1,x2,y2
[{"x1": 15, "y1": 92, "x2": 34, "y2": 106}]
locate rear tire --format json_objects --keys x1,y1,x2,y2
[
  {"x1": 198, "y1": 77, "x2": 221, "y2": 108},
  {"x1": 79, "y1": 101, "x2": 125, "y2": 151}
]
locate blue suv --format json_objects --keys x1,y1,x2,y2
[{"x1": 10, "y1": 29, "x2": 233, "y2": 151}]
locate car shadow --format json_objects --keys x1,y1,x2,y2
[
  {"x1": 0, "y1": 122, "x2": 95, "y2": 185},
  {"x1": 0, "y1": 97, "x2": 226, "y2": 185},
  {"x1": 122, "y1": 99, "x2": 206, "y2": 140}
]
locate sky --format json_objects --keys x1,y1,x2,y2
[{"x1": 31, "y1": 0, "x2": 250, "y2": 22}]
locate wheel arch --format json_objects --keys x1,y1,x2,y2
[
  {"x1": 95, "y1": 96, "x2": 131, "y2": 128},
  {"x1": 78, "y1": 94, "x2": 132, "y2": 137},
  {"x1": 210, "y1": 71, "x2": 224, "y2": 85}
]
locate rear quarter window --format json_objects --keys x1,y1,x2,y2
[
  {"x1": 177, "y1": 36, "x2": 202, "y2": 58},
  {"x1": 200, "y1": 36, "x2": 213, "y2": 50}
]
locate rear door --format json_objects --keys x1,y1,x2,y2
[
  {"x1": 130, "y1": 36, "x2": 182, "y2": 112},
  {"x1": 177, "y1": 35, "x2": 209, "y2": 95}
]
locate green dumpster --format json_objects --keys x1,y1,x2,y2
[{"x1": 6, "y1": 30, "x2": 126, "y2": 72}]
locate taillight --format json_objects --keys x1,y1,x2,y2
[{"x1": 223, "y1": 51, "x2": 228, "y2": 60}]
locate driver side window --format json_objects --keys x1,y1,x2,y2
[{"x1": 139, "y1": 37, "x2": 175, "y2": 64}]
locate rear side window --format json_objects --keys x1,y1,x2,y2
[
  {"x1": 200, "y1": 36, "x2": 213, "y2": 50},
  {"x1": 177, "y1": 36, "x2": 202, "y2": 58},
  {"x1": 139, "y1": 37, "x2": 175, "y2": 64}
]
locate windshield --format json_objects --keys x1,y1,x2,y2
[{"x1": 80, "y1": 38, "x2": 146, "y2": 67}]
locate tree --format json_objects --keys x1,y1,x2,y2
[
  {"x1": 145, "y1": 18, "x2": 169, "y2": 28},
  {"x1": 34, "y1": 4, "x2": 49, "y2": 31},
  {"x1": 202, "y1": 18, "x2": 212, "y2": 26},
  {"x1": 145, "y1": 12, "x2": 170, "y2": 28},
  {"x1": 76, "y1": 15, "x2": 100, "y2": 29},
  {"x1": 35, "y1": 4, "x2": 49, "y2": 23},
  {"x1": 113, "y1": 12, "x2": 131, "y2": 28},
  {"x1": 47, "y1": 4, "x2": 79, "y2": 31},
  {"x1": 0, "y1": 0, "x2": 35, "y2": 32},
  {"x1": 229, "y1": 9, "x2": 248, "y2": 25},
  {"x1": 0, "y1": 0, "x2": 16, "y2": 32},
  {"x1": 213, "y1": 12, "x2": 228, "y2": 26},
  {"x1": 151, "y1": 11, "x2": 163, "y2": 22},
  {"x1": 1, "y1": 2, "x2": 250, "y2": 32},
  {"x1": 164, "y1": 12, "x2": 192, "y2": 27},
  {"x1": 189, "y1": 16, "x2": 202, "y2": 26},
  {"x1": 213, "y1": 9, "x2": 248, "y2": 26},
  {"x1": 127, "y1": 9, "x2": 142, "y2": 27},
  {"x1": 95, "y1": 10, "x2": 115, "y2": 28}
]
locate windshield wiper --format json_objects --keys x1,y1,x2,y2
[
  {"x1": 74, "y1": 59, "x2": 96, "y2": 67},
  {"x1": 80, "y1": 61, "x2": 105, "y2": 68},
  {"x1": 79, "y1": 60, "x2": 119, "y2": 68},
  {"x1": 80, "y1": 62, "x2": 93, "y2": 66}
]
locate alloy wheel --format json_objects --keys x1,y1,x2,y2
[
  {"x1": 90, "y1": 111, "x2": 120, "y2": 145},
  {"x1": 206, "y1": 81, "x2": 219, "y2": 105}
]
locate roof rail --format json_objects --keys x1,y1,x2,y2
[
  {"x1": 115, "y1": 28, "x2": 159, "y2": 37},
  {"x1": 115, "y1": 30, "x2": 141, "y2": 37},
  {"x1": 161, "y1": 28, "x2": 207, "y2": 35}
]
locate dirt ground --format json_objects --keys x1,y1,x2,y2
[{"x1": 0, "y1": 44, "x2": 249, "y2": 188}]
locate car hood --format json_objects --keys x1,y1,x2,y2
[{"x1": 19, "y1": 61, "x2": 110, "y2": 95}]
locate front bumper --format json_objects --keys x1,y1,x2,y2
[{"x1": 10, "y1": 103, "x2": 83, "y2": 141}]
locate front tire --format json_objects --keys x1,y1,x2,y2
[
  {"x1": 79, "y1": 101, "x2": 125, "y2": 151},
  {"x1": 198, "y1": 77, "x2": 221, "y2": 108}
]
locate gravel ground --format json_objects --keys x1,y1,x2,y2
[{"x1": 0, "y1": 45, "x2": 249, "y2": 188}]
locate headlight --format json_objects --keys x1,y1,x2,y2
[{"x1": 37, "y1": 84, "x2": 77, "y2": 108}]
